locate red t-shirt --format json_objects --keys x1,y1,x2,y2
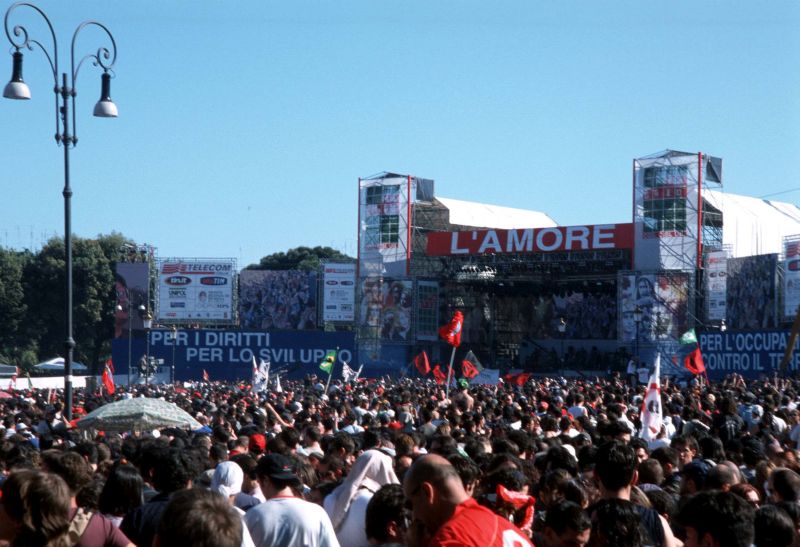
[{"x1": 428, "y1": 498, "x2": 534, "y2": 547}]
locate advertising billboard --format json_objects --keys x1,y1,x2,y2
[
  {"x1": 156, "y1": 259, "x2": 235, "y2": 323},
  {"x1": 705, "y1": 250, "x2": 728, "y2": 322},
  {"x1": 321, "y1": 263, "x2": 356, "y2": 322},
  {"x1": 726, "y1": 254, "x2": 777, "y2": 330},
  {"x1": 784, "y1": 239, "x2": 800, "y2": 318},
  {"x1": 111, "y1": 330, "x2": 356, "y2": 382},
  {"x1": 619, "y1": 272, "x2": 690, "y2": 343},
  {"x1": 114, "y1": 262, "x2": 150, "y2": 339},
  {"x1": 239, "y1": 270, "x2": 318, "y2": 330}
]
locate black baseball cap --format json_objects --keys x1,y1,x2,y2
[{"x1": 257, "y1": 454, "x2": 297, "y2": 482}]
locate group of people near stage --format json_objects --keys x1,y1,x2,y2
[{"x1": 0, "y1": 371, "x2": 799, "y2": 546}]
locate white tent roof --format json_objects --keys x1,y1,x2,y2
[
  {"x1": 436, "y1": 197, "x2": 557, "y2": 230},
  {"x1": 704, "y1": 189, "x2": 800, "y2": 258}
]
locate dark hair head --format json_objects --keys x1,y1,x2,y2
[
  {"x1": 754, "y1": 505, "x2": 795, "y2": 547},
  {"x1": 590, "y1": 498, "x2": 643, "y2": 546},
  {"x1": 365, "y1": 484, "x2": 409, "y2": 543},
  {"x1": 594, "y1": 441, "x2": 637, "y2": 492},
  {"x1": 44, "y1": 451, "x2": 92, "y2": 496},
  {"x1": 98, "y1": 463, "x2": 144, "y2": 517},
  {"x1": 2, "y1": 470, "x2": 70, "y2": 547},
  {"x1": 771, "y1": 468, "x2": 800, "y2": 503},
  {"x1": 156, "y1": 489, "x2": 242, "y2": 547},
  {"x1": 676, "y1": 491, "x2": 755, "y2": 547},
  {"x1": 545, "y1": 500, "x2": 590, "y2": 534},
  {"x1": 152, "y1": 447, "x2": 194, "y2": 493},
  {"x1": 446, "y1": 454, "x2": 479, "y2": 490}
]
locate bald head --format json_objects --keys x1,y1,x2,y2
[
  {"x1": 403, "y1": 454, "x2": 469, "y2": 531},
  {"x1": 405, "y1": 454, "x2": 463, "y2": 492}
]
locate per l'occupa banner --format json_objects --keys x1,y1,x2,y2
[{"x1": 156, "y1": 259, "x2": 236, "y2": 323}]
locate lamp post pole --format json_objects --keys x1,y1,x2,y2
[
  {"x1": 171, "y1": 326, "x2": 177, "y2": 385},
  {"x1": 557, "y1": 317, "x2": 566, "y2": 376},
  {"x1": 3, "y1": 2, "x2": 118, "y2": 420}
]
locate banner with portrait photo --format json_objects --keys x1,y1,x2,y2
[
  {"x1": 114, "y1": 263, "x2": 150, "y2": 339},
  {"x1": 239, "y1": 270, "x2": 318, "y2": 330},
  {"x1": 784, "y1": 238, "x2": 800, "y2": 318},
  {"x1": 321, "y1": 263, "x2": 356, "y2": 322},
  {"x1": 726, "y1": 254, "x2": 777, "y2": 330},
  {"x1": 619, "y1": 272, "x2": 690, "y2": 343},
  {"x1": 705, "y1": 251, "x2": 728, "y2": 322}
]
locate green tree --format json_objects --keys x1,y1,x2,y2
[
  {"x1": 0, "y1": 247, "x2": 33, "y2": 364},
  {"x1": 247, "y1": 246, "x2": 355, "y2": 272},
  {"x1": 22, "y1": 233, "x2": 135, "y2": 374}
]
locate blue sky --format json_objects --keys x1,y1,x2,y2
[{"x1": 1, "y1": 1, "x2": 798, "y2": 268}]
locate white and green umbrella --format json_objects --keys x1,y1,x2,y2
[{"x1": 76, "y1": 397, "x2": 202, "y2": 431}]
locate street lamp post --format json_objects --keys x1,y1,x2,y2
[
  {"x1": 171, "y1": 326, "x2": 177, "y2": 385},
  {"x1": 557, "y1": 317, "x2": 566, "y2": 375},
  {"x1": 143, "y1": 311, "x2": 153, "y2": 386},
  {"x1": 3, "y1": 2, "x2": 118, "y2": 420},
  {"x1": 633, "y1": 305, "x2": 643, "y2": 362}
]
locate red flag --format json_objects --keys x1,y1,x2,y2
[
  {"x1": 202, "y1": 369, "x2": 210, "y2": 382},
  {"x1": 414, "y1": 351, "x2": 431, "y2": 375},
  {"x1": 460, "y1": 351, "x2": 483, "y2": 379},
  {"x1": 438, "y1": 311, "x2": 464, "y2": 347},
  {"x1": 102, "y1": 359, "x2": 115, "y2": 395},
  {"x1": 684, "y1": 347, "x2": 706, "y2": 375},
  {"x1": 503, "y1": 372, "x2": 532, "y2": 386},
  {"x1": 432, "y1": 364, "x2": 447, "y2": 385},
  {"x1": 105, "y1": 358, "x2": 114, "y2": 374}
]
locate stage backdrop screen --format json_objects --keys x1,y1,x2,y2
[
  {"x1": 239, "y1": 270, "x2": 318, "y2": 329},
  {"x1": 726, "y1": 254, "x2": 777, "y2": 330},
  {"x1": 156, "y1": 259, "x2": 236, "y2": 323}
]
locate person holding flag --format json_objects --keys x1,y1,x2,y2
[{"x1": 640, "y1": 354, "x2": 662, "y2": 444}]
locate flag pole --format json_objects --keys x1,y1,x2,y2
[
  {"x1": 324, "y1": 346, "x2": 339, "y2": 395},
  {"x1": 445, "y1": 345, "x2": 456, "y2": 398}
]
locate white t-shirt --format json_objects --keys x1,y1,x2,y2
[
  {"x1": 323, "y1": 489, "x2": 372, "y2": 547},
  {"x1": 245, "y1": 497, "x2": 340, "y2": 547}
]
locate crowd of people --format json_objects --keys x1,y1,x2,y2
[
  {"x1": 239, "y1": 271, "x2": 318, "y2": 331},
  {"x1": 0, "y1": 370, "x2": 800, "y2": 546}
]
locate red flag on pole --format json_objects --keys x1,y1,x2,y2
[
  {"x1": 438, "y1": 311, "x2": 464, "y2": 348},
  {"x1": 503, "y1": 372, "x2": 532, "y2": 387},
  {"x1": 460, "y1": 351, "x2": 483, "y2": 379},
  {"x1": 102, "y1": 358, "x2": 115, "y2": 395},
  {"x1": 684, "y1": 347, "x2": 706, "y2": 375},
  {"x1": 414, "y1": 351, "x2": 431, "y2": 375},
  {"x1": 432, "y1": 364, "x2": 447, "y2": 385}
]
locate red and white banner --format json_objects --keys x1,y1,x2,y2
[{"x1": 425, "y1": 223, "x2": 633, "y2": 257}]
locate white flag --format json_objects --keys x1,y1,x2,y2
[
  {"x1": 640, "y1": 354, "x2": 662, "y2": 442},
  {"x1": 253, "y1": 358, "x2": 270, "y2": 394},
  {"x1": 341, "y1": 362, "x2": 355, "y2": 383},
  {"x1": 354, "y1": 364, "x2": 364, "y2": 383},
  {"x1": 275, "y1": 374, "x2": 283, "y2": 393}
]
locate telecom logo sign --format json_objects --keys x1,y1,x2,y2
[
  {"x1": 322, "y1": 263, "x2": 356, "y2": 322},
  {"x1": 157, "y1": 259, "x2": 235, "y2": 323}
]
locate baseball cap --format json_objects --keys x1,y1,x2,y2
[
  {"x1": 257, "y1": 454, "x2": 297, "y2": 482},
  {"x1": 211, "y1": 461, "x2": 243, "y2": 498}
]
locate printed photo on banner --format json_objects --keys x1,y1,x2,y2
[
  {"x1": 239, "y1": 270, "x2": 318, "y2": 330},
  {"x1": 619, "y1": 272, "x2": 689, "y2": 342}
]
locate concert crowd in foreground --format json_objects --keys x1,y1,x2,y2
[{"x1": 0, "y1": 367, "x2": 799, "y2": 547}]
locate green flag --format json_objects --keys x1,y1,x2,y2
[
  {"x1": 679, "y1": 329, "x2": 698, "y2": 345},
  {"x1": 319, "y1": 349, "x2": 337, "y2": 374}
]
